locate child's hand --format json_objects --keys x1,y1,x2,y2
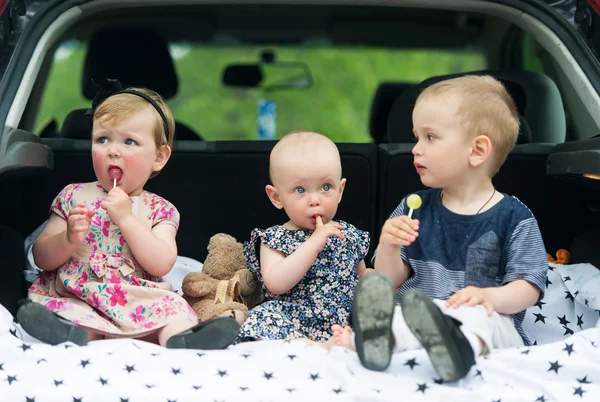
[
  {"x1": 311, "y1": 216, "x2": 344, "y2": 249},
  {"x1": 446, "y1": 286, "x2": 495, "y2": 316},
  {"x1": 66, "y1": 203, "x2": 95, "y2": 246},
  {"x1": 101, "y1": 187, "x2": 132, "y2": 225},
  {"x1": 379, "y1": 216, "x2": 419, "y2": 249}
]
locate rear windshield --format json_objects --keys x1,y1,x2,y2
[{"x1": 35, "y1": 41, "x2": 486, "y2": 142}]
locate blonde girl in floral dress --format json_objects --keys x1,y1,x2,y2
[{"x1": 17, "y1": 79, "x2": 239, "y2": 349}]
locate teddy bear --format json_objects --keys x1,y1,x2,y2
[{"x1": 181, "y1": 233, "x2": 264, "y2": 326}]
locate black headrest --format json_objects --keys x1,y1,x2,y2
[
  {"x1": 82, "y1": 29, "x2": 178, "y2": 100},
  {"x1": 387, "y1": 70, "x2": 565, "y2": 144},
  {"x1": 370, "y1": 82, "x2": 414, "y2": 144}
]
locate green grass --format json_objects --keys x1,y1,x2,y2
[{"x1": 35, "y1": 44, "x2": 486, "y2": 142}]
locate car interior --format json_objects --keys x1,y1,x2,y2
[{"x1": 1, "y1": 1, "x2": 600, "y2": 319}]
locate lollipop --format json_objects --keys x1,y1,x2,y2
[{"x1": 406, "y1": 194, "x2": 422, "y2": 219}]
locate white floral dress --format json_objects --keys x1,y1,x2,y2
[{"x1": 28, "y1": 182, "x2": 198, "y2": 336}]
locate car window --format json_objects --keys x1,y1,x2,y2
[{"x1": 34, "y1": 40, "x2": 486, "y2": 142}]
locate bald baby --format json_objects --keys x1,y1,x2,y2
[{"x1": 269, "y1": 131, "x2": 342, "y2": 186}]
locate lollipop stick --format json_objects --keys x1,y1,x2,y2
[
  {"x1": 408, "y1": 209, "x2": 414, "y2": 219},
  {"x1": 113, "y1": 178, "x2": 116, "y2": 189}
]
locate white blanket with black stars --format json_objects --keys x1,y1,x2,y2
[{"x1": 2, "y1": 262, "x2": 599, "y2": 402}]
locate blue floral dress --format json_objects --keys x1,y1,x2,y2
[{"x1": 237, "y1": 221, "x2": 370, "y2": 342}]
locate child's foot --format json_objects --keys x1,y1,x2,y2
[
  {"x1": 332, "y1": 324, "x2": 354, "y2": 349},
  {"x1": 401, "y1": 289, "x2": 475, "y2": 382},
  {"x1": 165, "y1": 316, "x2": 240, "y2": 349},
  {"x1": 352, "y1": 273, "x2": 395, "y2": 371},
  {"x1": 16, "y1": 300, "x2": 88, "y2": 346}
]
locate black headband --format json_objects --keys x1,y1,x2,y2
[{"x1": 85, "y1": 78, "x2": 170, "y2": 139}]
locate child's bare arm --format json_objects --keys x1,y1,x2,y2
[
  {"x1": 118, "y1": 216, "x2": 177, "y2": 277},
  {"x1": 374, "y1": 216, "x2": 418, "y2": 289},
  {"x1": 33, "y1": 206, "x2": 94, "y2": 271},
  {"x1": 485, "y1": 280, "x2": 540, "y2": 315},
  {"x1": 261, "y1": 217, "x2": 344, "y2": 294}
]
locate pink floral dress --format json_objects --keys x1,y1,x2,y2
[{"x1": 28, "y1": 182, "x2": 198, "y2": 336}]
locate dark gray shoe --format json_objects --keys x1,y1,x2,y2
[
  {"x1": 166, "y1": 316, "x2": 240, "y2": 350},
  {"x1": 16, "y1": 300, "x2": 88, "y2": 346},
  {"x1": 352, "y1": 273, "x2": 396, "y2": 371},
  {"x1": 401, "y1": 289, "x2": 475, "y2": 382}
]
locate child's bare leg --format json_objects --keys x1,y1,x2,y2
[
  {"x1": 157, "y1": 319, "x2": 196, "y2": 347},
  {"x1": 81, "y1": 327, "x2": 104, "y2": 342}
]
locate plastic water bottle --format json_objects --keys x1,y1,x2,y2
[{"x1": 258, "y1": 99, "x2": 276, "y2": 140}]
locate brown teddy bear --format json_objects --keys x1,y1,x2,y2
[{"x1": 181, "y1": 233, "x2": 264, "y2": 325}]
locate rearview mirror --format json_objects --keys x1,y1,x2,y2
[{"x1": 222, "y1": 61, "x2": 312, "y2": 92}]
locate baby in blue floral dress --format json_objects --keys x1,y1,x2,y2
[{"x1": 237, "y1": 131, "x2": 370, "y2": 344}]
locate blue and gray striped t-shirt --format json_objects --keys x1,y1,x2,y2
[{"x1": 384, "y1": 188, "x2": 548, "y2": 345}]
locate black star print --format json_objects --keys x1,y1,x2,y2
[
  {"x1": 333, "y1": 387, "x2": 343, "y2": 394},
  {"x1": 475, "y1": 369, "x2": 484, "y2": 379},
  {"x1": 6, "y1": 375, "x2": 17, "y2": 385},
  {"x1": 416, "y1": 383, "x2": 429, "y2": 393},
  {"x1": 563, "y1": 325, "x2": 574, "y2": 336},
  {"x1": 151, "y1": 353, "x2": 160, "y2": 357},
  {"x1": 548, "y1": 361, "x2": 562, "y2": 374},
  {"x1": 534, "y1": 313, "x2": 547, "y2": 324},
  {"x1": 120, "y1": 399, "x2": 129, "y2": 402},
  {"x1": 565, "y1": 291, "x2": 574, "y2": 302},
  {"x1": 521, "y1": 349, "x2": 530, "y2": 355},
  {"x1": 73, "y1": 398, "x2": 83, "y2": 402},
  {"x1": 54, "y1": 379, "x2": 64, "y2": 386},
  {"x1": 433, "y1": 378, "x2": 444, "y2": 385},
  {"x1": 563, "y1": 276, "x2": 571, "y2": 282},
  {"x1": 241, "y1": 354, "x2": 251, "y2": 359},
  {"x1": 577, "y1": 376, "x2": 591, "y2": 384},
  {"x1": 310, "y1": 373, "x2": 320, "y2": 381},
  {"x1": 536, "y1": 396, "x2": 546, "y2": 402},
  {"x1": 573, "y1": 386, "x2": 586, "y2": 397},
  {"x1": 172, "y1": 368, "x2": 182, "y2": 375},
  {"x1": 286, "y1": 388, "x2": 295, "y2": 393},
  {"x1": 197, "y1": 353, "x2": 205, "y2": 358},
  {"x1": 492, "y1": 400, "x2": 501, "y2": 402},
  {"x1": 9, "y1": 328, "x2": 17, "y2": 337},
  {"x1": 574, "y1": 291, "x2": 580, "y2": 297},
  {"x1": 263, "y1": 372, "x2": 274, "y2": 380},
  {"x1": 217, "y1": 370, "x2": 227, "y2": 377},
  {"x1": 404, "y1": 358, "x2": 419, "y2": 370},
  {"x1": 563, "y1": 343, "x2": 574, "y2": 356},
  {"x1": 239, "y1": 386, "x2": 248, "y2": 391},
  {"x1": 64, "y1": 344, "x2": 73, "y2": 349},
  {"x1": 98, "y1": 377, "x2": 109, "y2": 386},
  {"x1": 585, "y1": 299, "x2": 589, "y2": 307},
  {"x1": 0, "y1": 363, "x2": 3, "y2": 370},
  {"x1": 124, "y1": 365, "x2": 136, "y2": 373},
  {"x1": 577, "y1": 314, "x2": 584, "y2": 329},
  {"x1": 26, "y1": 397, "x2": 35, "y2": 402},
  {"x1": 80, "y1": 359, "x2": 91, "y2": 368},
  {"x1": 20, "y1": 343, "x2": 32, "y2": 352},
  {"x1": 548, "y1": 265, "x2": 555, "y2": 271},
  {"x1": 288, "y1": 354, "x2": 297, "y2": 361},
  {"x1": 557, "y1": 315, "x2": 570, "y2": 326},
  {"x1": 37, "y1": 359, "x2": 47, "y2": 364},
  {"x1": 373, "y1": 389, "x2": 381, "y2": 393},
  {"x1": 145, "y1": 384, "x2": 155, "y2": 389},
  {"x1": 545, "y1": 277, "x2": 552, "y2": 288},
  {"x1": 167, "y1": 399, "x2": 176, "y2": 402},
  {"x1": 534, "y1": 300, "x2": 546, "y2": 310}
]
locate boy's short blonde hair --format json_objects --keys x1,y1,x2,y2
[
  {"x1": 416, "y1": 75, "x2": 519, "y2": 174},
  {"x1": 94, "y1": 87, "x2": 175, "y2": 149}
]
